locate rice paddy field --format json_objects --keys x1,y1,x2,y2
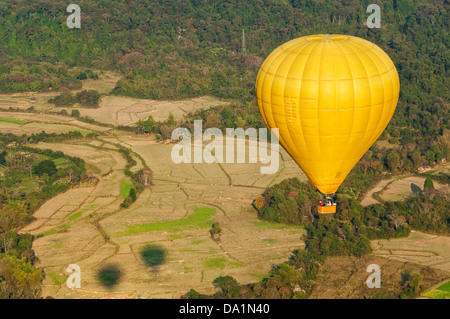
[
  {"x1": 1, "y1": 77, "x2": 448, "y2": 299},
  {"x1": 15, "y1": 133, "x2": 307, "y2": 298}
]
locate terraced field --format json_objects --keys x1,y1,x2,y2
[
  {"x1": 371, "y1": 231, "x2": 450, "y2": 272},
  {"x1": 2, "y1": 76, "x2": 448, "y2": 299},
  {"x1": 7, "y1": 120, "x2": 307, "y2": 298}
]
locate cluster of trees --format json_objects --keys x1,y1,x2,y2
[
  {"x1": 135, "y1": 113, "x2": 177, "y2": 139},
  {"x1": 118, "y1": 147, "x2": 153, "y2": 208},
  {"x1": 0, "y1": 59, "x2": 81, "y2": 94},
  {"x1": 76, "y1": 69, "x2": 98, "y2": 80},
  {"x1": 48, "y1": 90, "x2": 101, "y2": 108},
  {"x1": 121, "y1": 188, "x2": 137, "y2": 208},
  {"x1": 0, "y1": 131, "x2": 84, "y2": 145},
  {"x1": 0, "y1": 133, "x2": 86, "y2": 298}
]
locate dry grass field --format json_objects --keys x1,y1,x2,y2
[
  {"x1": 310, "y1": 254, "x2": 449, "y2": 299},
  {"x1": 378, "y1": 176, "x2": 449, "y2": 202},
  {"x1": 371, "y1": 231, "x2": 450, "y2": 272},
  {"x1": 0, "y1": 71, "x2": 229, "y2": 127},
  {"x1": 361, "y1": 169, "x2": 449, "y2": 207},
  {"x1": 17, "y1": 133, "x2": 307, "y2": 299},
  {"x1": 78, "y1": 95, "x2": 229, "y2": 126}
]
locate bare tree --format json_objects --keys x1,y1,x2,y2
[{"x1": 387, "y1": 214, "x2": 407, "y2": 230}]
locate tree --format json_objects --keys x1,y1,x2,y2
[
  {"x1": 213, "y1": 276, "x2": 240, "y2": 298},
  {"x1": 399, "y1": 272, "x2": 422, "y2": 299},
  {"x1": 136, "y1": 116, "x2": 156, "y2": 134},
  {"x1": 167, "y1": 112, "x2": 175, "y2": 127},
  {"x1": 71, "y1": 109, "x2": 80, "y2": 117},
  {"x1": 129, "y1": 188, "x2": 137, "y2": 202},
  {"x1": 136, "y1": 167, "x2": 153, "y2": 186},
  {"x1": 33, "y1": 159, "x2": 57, "y2": 176},
  {"x1": 385, "y1": 152, "x2": 400, "y2": 172},
  {"x1": 210, "y1": 222, "x2": 221, "y2": 240},
  {"x1": 0, "y1": 254, "x2": 43, "y2": 299},
  {"x1": 0, "y1": 151, "x2": 6, "y2": 165},
  {"x1": 24, "y1": 154, "x2": 36, "y2": 177},
  {"x1": 424, "y1": 177, "x2": 434, "y2": 189},
  {"x1": 387, "y1": 214, "x2": 407, "y2": 231}
]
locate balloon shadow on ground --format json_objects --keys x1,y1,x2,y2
[
  {"x1": 140, "y1": 245, "x2": 167, "y2": 272},
  {"x1": 410, "y1": 183, "x2": 422, "y2": 194},
  {"x1": 97, "y1": 264, "x2": 122, "y2": 290}
]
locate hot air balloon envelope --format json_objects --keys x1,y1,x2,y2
[{"x1": 256, "y1": 34, "x2": 400, "y2": 194}]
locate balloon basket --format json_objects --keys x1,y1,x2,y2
[{"x1": 318, "y1": 205, "x2": 336, "y2": 214}]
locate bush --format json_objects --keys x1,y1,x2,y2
[
  {"x1": 33, "y1": 160, "x2": 57, "y2": 176},
  {"x1": 424, "y1": 177, "x2": 434, "y2": 189}
]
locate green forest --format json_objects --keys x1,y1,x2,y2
[{"x1": 2, "y1": 0, "x2": 446, "y2": 178}]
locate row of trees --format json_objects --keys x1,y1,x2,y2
[{"x1": 48, "y1": 90, "x2": 101, "y2": 108}]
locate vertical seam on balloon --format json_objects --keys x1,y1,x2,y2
[
  {"x1": 298, "y1": 40, "x2": 321, "y2": 179},
  {"x1": 316, "y1": 41, "x2": 325, "y2": 184},
  {"x1": 255, "y1": 68, "x2": 269, "y2": 128},
  {"x1": 347, "y1": 41, "x2": 389, "y2": 150},
  {"x1": 333, "y1": 40, "x2": 338, "y2": 180},
  {"x1": 368, "y1": 46, "x2": 396, "y2": 147},
  {"x1": 332, "y1": 40, "x2": 357, "y2": 184},
  {"x1": 260, "y1": 41, "x2": 300, "y2": 135},
  {"x1": 282, "y1": 41, "x2": 312, "y2": 161},
  {"x1": 271, "y1": 43, "x2": 302, "y2": 160},
  {"x1": 345, "y1": 41, "x2": 376, "y2": 163}
]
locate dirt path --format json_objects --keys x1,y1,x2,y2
[{"x1": 361, "y1": 178, "x2": 395, "y2": 207}]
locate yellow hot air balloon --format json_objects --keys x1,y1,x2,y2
[{"x1": 256, "y1": 34, "x2": 399, "y2": 201}]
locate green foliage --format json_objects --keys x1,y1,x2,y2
[
  {"x1": 0, "y1": 133, "x2": 86, "y2": 299},
  {"x1": 76, "y1": 69, "x2": 98, "y2": 80},
  {"x1": 0, "y1": 254, "x2": 43, "y2": 299},
  {"x1": 424, "y1": 177, "x2": 434, "y2": 189},
  {"x1": 0, "y1": 151, "x2": 6, "y2": 165},
  {"x1": 33, "y1": 160, "x2": 57, "y2": 176},
  {"x1": 209, "y1": 222, "x2": 221, "y2": 240},
  {"x1": 399, "y1": 272, "x2": 423, "y2": 299},
  {"x1": 136, "y1": 116, "x2": 156, "y2": 134},
  {"x1": 48, "y1": 90, "x2": 100, "y2": 108},
  {"x1": 129, "y1": 188, "x2": 137, "y2": 202},
  {"x1": 213, "y1": 276, "x2": 241, "y2": 298}
]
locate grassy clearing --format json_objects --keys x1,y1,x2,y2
[
  {"x1": 118, "y1": 207, "x2": 216, "y2": 235},
  {"x1": 204, "y1": 257, "x2": 243, "y2": 269},
  {"x1": 16, "y1": 179, "x2": 40, "y2": 193},
  {"x1": 423, "y1": 290, "x2": 450, "y2": 299},
  {"x1": 120, "y1": 180, "x2": 134, "y2": 199},
  {"x1": 67, "y1": 210, "x2": 84, "y2": 221},
  {"x1": 437, "y1": 281, "x2": 450, "y2": 292},
  {"x1": 47, "y1": 271, "x2": 66, "y2": 286},
  {"x1": 0, "y1": 117, "x2": 27, "y2": 124},
  {"x1": 38, "y1": 224, "x2": 70, "y2": 238}
]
